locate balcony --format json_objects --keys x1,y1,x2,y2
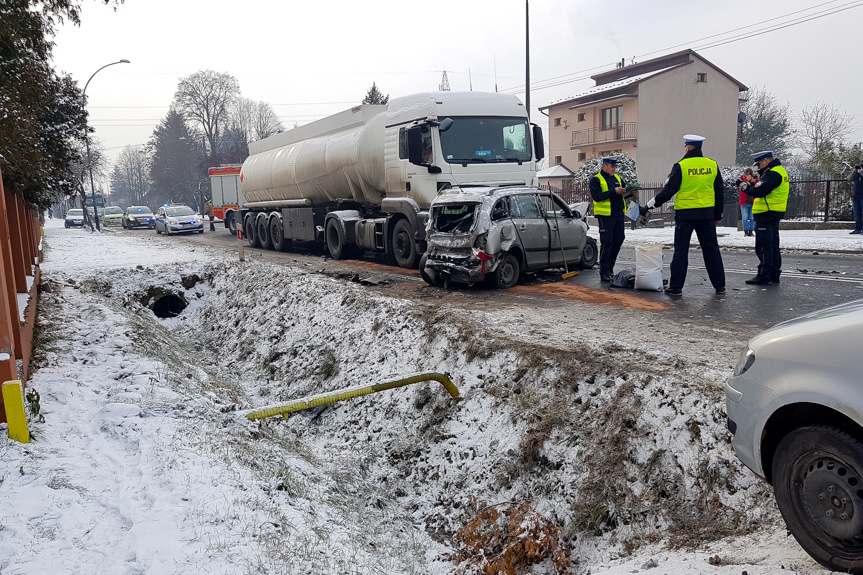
[{"x1": 570, "y1": 122, "x2": 637, "y2": 148}]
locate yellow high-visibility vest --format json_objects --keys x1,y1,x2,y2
[
  {"x1": 752, "y1": 165, "x2": 790, "y2": 214},
  {"x1": 593, "y1": 173, "x2": 623, "y2": 216},
  {"x1": 675, "y1": 157, "x2": 718, "y2": 210}
]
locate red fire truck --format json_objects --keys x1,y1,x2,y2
[{"x1": 208, "y1": 165, "x2": 244, "y2": 235}]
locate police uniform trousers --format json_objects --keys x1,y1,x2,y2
[
  {"x1": 753, "y1": 213, "x2": 782, "y2": 281},
  {"x1": 596, "y1": 214, "x2": 625, "y2": 278},
  {"x1": 669, "y1": 217, "x2": 725, "y2": 290}
]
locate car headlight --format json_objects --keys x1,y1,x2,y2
[
  {"x1": 168, "y1": 218, "x2": 178, "y2": 224},
  {"x1": 732, "y1": 346, "x2": 756, "y2": 377}
]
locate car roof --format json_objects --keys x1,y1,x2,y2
[{"x1": 432, "y1": 185, "x2": 551, "y2": 204}]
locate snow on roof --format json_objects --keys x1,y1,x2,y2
[
  {"x1": 547, "y1": 65, "x2": 678, "y2": 107},
  {"x1": 537, "y1": 164, "x2": 574, "y2": 178}
]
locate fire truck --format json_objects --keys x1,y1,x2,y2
[{"x1": 208, "y1": 165, "x2": 244, "y2": 235}]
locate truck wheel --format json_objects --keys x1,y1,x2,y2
[
  {"x1": 227, "y1": 213, "x2": 238, "y2": 236},
  {"x1": 244, "y1": 214, "x2": 261, "y2": 248},
  {"x1": 326, "y1": 218, "x2": 354, "y2": 260},
  {"x1": 256, "y1": 214, "x2": 272, "y2": 250},
  {"x1": 772, "y1": 425, "x2": 863, "y2": 573},
  {"x1": 578, "y1": 237, "x2": 598, "y2": 269},
  {"x1": 391, "y1": 218, "x2": 418, "y2": 269},
  {"x1": 487, "y1": 253, "x2": 520, "y2": 289},
  {"x1": 269, "y1": 215, "x2": 292, "y2": 252}
]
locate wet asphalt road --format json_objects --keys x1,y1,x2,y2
[{"x1": 180, "y1": 228, "x2": 863, "y2": 331}]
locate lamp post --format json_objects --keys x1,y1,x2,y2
[{"x1": 83, "y1": 59, "x2": 130, "y2": 231}]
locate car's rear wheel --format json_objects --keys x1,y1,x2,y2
[
  {"x1": 487, "y1": 253, "x2": 520, "y2": 289},
  {"x1": 419, "y1": 253, "x2": 437, "y2": 286},
  {"x1": 772, "y1": 425, "x2": 863, "y2": 573},
  {"x1": 578, "y1": 237, "x2": 598, "y2": 269}
]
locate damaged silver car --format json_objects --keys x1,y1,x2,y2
[{"x1": 421, "y1": 186, "x2": 597, "y2": 288}]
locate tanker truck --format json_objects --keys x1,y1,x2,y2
[{"x1": 238, "y1": 91, "x2": 544, "y2": 268}]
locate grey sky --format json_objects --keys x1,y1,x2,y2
[{"x1": 52, "y1": 0, "x2": 862, "y2": 175}]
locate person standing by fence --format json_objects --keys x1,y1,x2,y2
[
  {"x1": 737, "y1": 168, "x2": 756, "y2": 237},
  {"x1": 590, "y1": 157, "x2": 635, "y2": 282},
  {"x1": 745, "y1": 151, "x2": 789, "y2": 285},
  {"x1": 850, "y1": 165, "x2": 863, "y2": 235}
]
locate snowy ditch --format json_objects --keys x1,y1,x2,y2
[{"x1": 32, "y1": 253, "x2": 782, "y2": 573}]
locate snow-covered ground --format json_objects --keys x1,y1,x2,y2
[{"x1": 1, "y1": 220, "x2": 857, "y2": 574}]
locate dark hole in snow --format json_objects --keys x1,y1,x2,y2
[{"x1": 152, "y1": 294, "x2": 187, "y2": 318}]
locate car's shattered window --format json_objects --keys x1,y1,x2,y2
[{"x1": 431, "y1": 204, "x2": 477, "y2": 233}]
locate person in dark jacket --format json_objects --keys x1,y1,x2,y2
[
  {"x1": 850, "y1": 165, "x2": 863, "y2": 234},
  {"x1": 744, "y1": 151, "x2": 789, "y2": 285},
  {"x1": 590, "y1": 157, "x2": 636, "y2": 282},
  {"x1": 645, "y1": 134, "x2": 725, "y2": 296}
]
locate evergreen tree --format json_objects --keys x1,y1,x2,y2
[
  {"x1": 572, "y1": 152, "x2": 639, "y2": 186},
  {"x1": 736, "y1": 86, "x2": 793, "y2": 165},
  {"x1": 362, "y1": 82, "x2": 389, "y2": 105}
]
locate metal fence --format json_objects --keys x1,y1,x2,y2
[{"x1": 540, "y1": 177, "x2": 856, "y2": 224}]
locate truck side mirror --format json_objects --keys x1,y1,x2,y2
[{"x1": 532, "y1": 124, "x2": 545, "y2": 161}]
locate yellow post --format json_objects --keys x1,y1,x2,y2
[{"x1": 3, "y1": 380, "x2": 30, "y2": 443}]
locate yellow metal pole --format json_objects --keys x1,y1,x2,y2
[
  {"x1": 246, "y1": 372, "x2": 459, "y2": 421},
  {"x1": 3, "y1": 380, "x2": 30, "y2": 443}
]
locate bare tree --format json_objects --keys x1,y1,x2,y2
[
  {"x1": 173, "y1": 70, "x2": 240, "y2": 156},
  {"x1": 252, "y1": 100, "x2": 283, "y2": 140},
  {"x1": 798, "y1": 102, "x2": 854, "y2": 173},
  {"x1": 111, "y1": 146, "x2": 150, "y2": 207},
  {"x1": 231, "y1": 97, "x2": 283, "y2": 143}
]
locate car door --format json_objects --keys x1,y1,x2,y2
[
  {"x1": 509, "y1": 193, "x2": 550, "y2": 270},
  {"x1": 156, "y1": 207, "x2": 166, "y2": 232},
  {"x1": 541, "y1": 193, "x2": 586, "y2": 267}
]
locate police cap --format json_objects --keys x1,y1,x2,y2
[
  {"x1": 752, "y1": 150, "x2": 774, "y2": 164},
  {"x1": 601, "y1": 156, "x2": 618, "y2": 165},
  {"x1": 684, "y1": 134, "x2": 706, "y2": 146}
]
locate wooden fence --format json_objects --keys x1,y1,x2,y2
[{"x1": 0, "y1": 166, "x2": 43, "y2": 423}]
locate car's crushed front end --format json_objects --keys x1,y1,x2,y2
[{"x1": 423, "y1": 189, "x2": 517, "y2": 285}]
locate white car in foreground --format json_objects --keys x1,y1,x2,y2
[{"x1": 725, "y1": 299, "x2": 863, "y2": 573}]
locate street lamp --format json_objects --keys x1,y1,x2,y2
[{"x1": 83, "y1": 59, "x2": 130, "y2": 231}]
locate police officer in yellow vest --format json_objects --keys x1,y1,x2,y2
[
  {"x1": 589, "y1": 156, "x2": 635, "y2": 282},
  {"x1": 646, "y1": 135, "x2": 726, "y2": 296},
  {"x1": 744, "y1": 151, "x2": 789, "y2": 285}
]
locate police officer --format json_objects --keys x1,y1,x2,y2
[
  {"x1": 590, "y1": 157, "x2": 635, "y2": 282},
  {"x1": 744, "y1": 151, "x2": 788, "y2": 285},
  {"x1": 646, "y1": 135, "x2": 725, "y2": 296}
]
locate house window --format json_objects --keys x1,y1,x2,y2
[
  {"x1": 696, "y1": 72, "x2": 707, "y2": 83},
  {"x1": 577, "y1": 152, "x2": 586, "y2": 162},
  {"x1": 554, "y1": 155, "x2": 562, "y2": 165},
  {"x1": 554, "y1": 118, "x2": 562, "y2": 127},
  {"x1": 577, "y1": 113, "x2": 586, "y2": 122},
  {"x1": 599, "y1": 149, "x2": 621, "y2": 157},
  {"x1": 601, "y1": 106, "x2": 623, "y2": 130}
]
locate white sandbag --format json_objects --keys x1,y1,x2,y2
[{"x1": 634, "y1": 243, "x2": 664, "y2": 291}]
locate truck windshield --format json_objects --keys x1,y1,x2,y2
[{"x1": 439, "y1": 117, "x2": 532, "y2": 164}]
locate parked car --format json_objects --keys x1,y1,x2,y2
[
  {"x1": 154, "y1": 204, "x2": 204, "y2": 235},
  {"x1": 725, "y1": 299, "x2": 863, "y2": 573},
  {"x1": 122, "y1": 206, "x2": 155, "y2": 229},
  {"x1": 64, "y1": 208, "x2": 86, "y2": 228},
  {"x1": 421, "y1": 186, "x2": 597, "y2": 288},
  {"x1": 99, "y1": 206, "x2": 124, "y2": 226}
]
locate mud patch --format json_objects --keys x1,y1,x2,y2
[{"x1": 510, "y1": 283, "x2": 671, "y2": 310}]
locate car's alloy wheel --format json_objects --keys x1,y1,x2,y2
[{"x1": 772, "y1": 425, "x2": 863, "y2": 573}]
